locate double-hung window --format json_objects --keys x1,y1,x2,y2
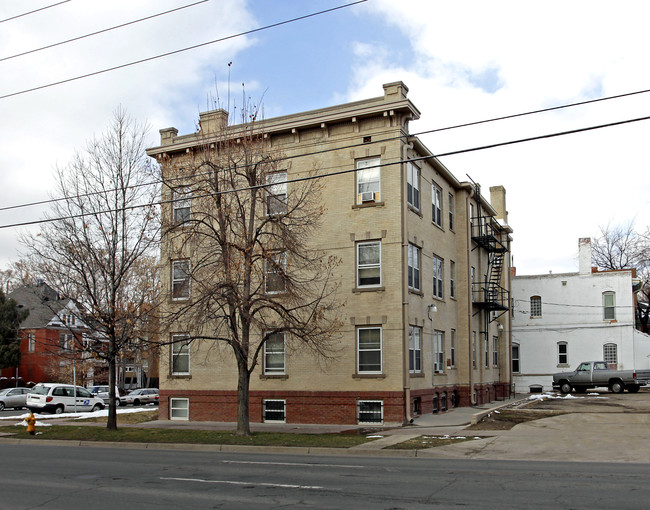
[
  {"x1": 263, "y1": 400, "x2": 286, "y2": 422},
  {"x1": 173, "y1": 187, "x2": 191, "y2": 225},
  {"x1": 472, "y1": 331, "x2": 477, "y2": 368},
  {"x1": 171, "y1": 335, "x2": 191, "y2": 375},
  {"x1": 448, "y1": 192, "x2": 454, "y2": 230},
  {"x1": 484, "y1": 336, "x2": 489, "y2": 368},
  {"x1": 171, "y1": 260, "x2": 190, "y2": 300},
  {"x1": 170, "y1": 398, "x2": 189, "y2": 420},
  {"x1": 59, "y1": 333, "x2": 72, "y2": 352},
  {"x1": 432, "y1": 183, "x2": 442, "y2": 226},
  {"x1": 264, "y1": 332, "x2": 286, "y2": 375},
  {"x1": 433, "y1": 330, "x2": 444, "y2": 373},
  {"x1": 356, "y1": 158, "x2": 380, "y2": 204},
  {"x1": 357, "y1": 241, "x2": 381, "y2": 287},
  {"x1": 407, "y1": 162, "x2": 420, "y2": 211},
  {"x1": 357, "y1": 327, "x2": 382, "y2": 374},
  {"x1": 450, "y1": 260, "x2": 456, "y2": 298},
  {"x1": 493, "y1": 336, "x2": 498, "y2": 366},
  {"x1": 557, "y1": 341, "x2": 568, "y2": 365},
  {"x1": 265, "y1": 252, "x2": 287, "y2": 294},
  {"x1": 603, "y1": 292, "x2": 616, "y2": 320},
  {"x1": 28, "y1": 332, "x2": 36, "y2": 353},
  {"x1": 358, "y1": 400, "x2": 383, "y2": 424},
  {"x1": 450, "y1": 329, "x2": 456, "y2": 367},
  {"x1": 512, "y1": 344, "x2": 520, "y2": 373},
  {"x1": 407, "y1": 244, "x2": 421, "y2": 291},
  {"x1": 266, "y1": 172, "x2": 287, "y2": 215},
  {"x1": 433, "y1": 255, "x2": 443, "y2": 299},
  {"x1": 409, "y1": 326, "x2": 422, "y2": 373}
]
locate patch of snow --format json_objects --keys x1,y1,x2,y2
[
  {"x1": 0, "y1": 407, "x2": 156, "y2": 421},
  {"x1": 16, "y1": 419, "x2": 51, "y2": 427},
  {"x1": 366, "y1": 435, "x2": 384, "y2": 438}
]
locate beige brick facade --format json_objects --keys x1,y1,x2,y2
[{"x1": 147, "y1": 82, "x2": 513, "y2": 425}]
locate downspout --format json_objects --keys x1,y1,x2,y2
[{"x1": 402, "y1": 135, "x2": 412, "y2": 425}]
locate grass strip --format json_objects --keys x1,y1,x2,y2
[{"x1": 0, "y1": 424, "x2": 374, "y2": 448}]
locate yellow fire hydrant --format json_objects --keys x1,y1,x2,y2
[{"x1": 26, "y1": 412, "x2": 36, "y2": 436}]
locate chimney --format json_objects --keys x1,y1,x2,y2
[
  {"x1": 199, "y1": 109, "x2": 229, "y2": 135},
  {"x1": 578, "y1": 238, "x2": 592, "y2": 274},
  {"x1": 489, "y1": 185, "x2": 508, "y2": 223}
]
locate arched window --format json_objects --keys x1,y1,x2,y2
[
  {"x1": 604, "y1": 343, "x2": 618, "y2": 366},
  {"x1": 557, "y1": 341, "x2": 568, "y2": 365},
  {"x1": 603, "y1": 292, "x2": 616, "y2": 320},
  {"x1": 530, "y1": 296, "x2": 542, "y2": 317}
]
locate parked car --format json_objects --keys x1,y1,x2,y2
[
  {"x1": 122, "y1": 388, "x2": 159, "y2": 406},
  {"x1": 553, "y1": 361, "x2": 650, "y2": 394},
  {"x1": 89, "y1": 385, "x2": 110, "y2": 396},
  {"x1": 26, "y1": 383, "x2": 105, "y2": 414},
  {"x1": 96, "y1": 388, "x2": 127, "y2": 406},
  {"x1": 0, "y1": 387, "x2": 31, "y2": 411}
]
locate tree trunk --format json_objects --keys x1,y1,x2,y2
[
  {"x1": 106, "y1": 346, "x2": 117, "y2": 431},
  {"x1": 236, "y1": 357, "x2": 251, "y2": 436}
]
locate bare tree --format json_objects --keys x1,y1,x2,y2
[
  {"x1": 592, "y1": 222, "x2": 650, "y2": 332},
  {"x1": 161, "y1": 103, "x2": 342, "y2": 435},
  {"x1": 19, "y1": 108, "x2": 160, "y2": 430}
]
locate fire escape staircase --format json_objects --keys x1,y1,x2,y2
[{"x1": 471, "y1": 215, "x2": 509, "y2": 321}]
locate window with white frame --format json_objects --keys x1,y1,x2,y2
[
  {"x1": 172, "y1": 187, "x2": 191, "y2": 225},
  {"x1": 604, "y1": 343, "x2": 618, "y2": 365},
  {"x1": 265, "y1": 252, "x2": 287, "y2": 294},
  {"x1": 357, "y1": 327, "x2": 382, "y2": 374},
  {"x1": 264, "y1": 332, "x2": 285, "y2": 375},
  {"x1": 450, "y1": 329, "x2": 456, "y2": 367},
  {"x1": 407, "y1": 244, "x2": 421, "y2": 291},
  {"x1": 512, "y1": 343, "x2": 520, "y2": 373},
  {"x1": 263, "y1": 399, "x2": 286, "y2": 422},
  {"x1": 266, "y1": 172, "x2": 287, "y2": 215},
  {"x1": 432, "y1": 183, "x2": 442, "y2": 226},
  {"x1": 170, "y1": 398, "x2": 189, "y2": 420},
  {"x1": 603, "y1": 292, "x2": 616, "y2": 320},
  {"x1": 358, "y1": 400, "x2": 383, "y2": 424},
  {"x1": 409, "y1": 326, "x2": 422, "y2": 373},
  {"x1": 432, "y1": 255, "x2": 443, "y2": 299},
  {"x1": 433, "y1": 330, "x2": 444, "y2": 373},
  {"x1": 28, "y1": 332, "x2": 36, "y2": 353},
  {"x1": 357, "y1": 241, "x2": 381, "y2": 287},
  {"x1": 557, "y1": 341, "x2": 568, "y2": 365},
  {"x1": 493, "y1": 336, "x2": 498, "y2": 366},
  {"x1": 450, "y1": 261, "x2": 455, "y2": 298},
  {"x1": 448, "y1": 192, "x2": 454, "y2": 230},
  {"x1": 59, "y1": 333, "x2": 72, "y2": 352},
  {"x1": 469, "y1": 202, "x2": 475, "y2": 232},
  {"x1": 407, "y1": 162, "x2": 420, "y2": 211},
  {"x1": 530, "y1": 296, "x2": 542, "y2": 317},
  {"x1": 356, "y1": 157, "x2": 380, "y2": 204},
  {"x1": 171, "y1": 260, "x2": 190, "y2": 300},
  {"x1": 171, "y1": 335, "x2": 190, "y2": 375}
]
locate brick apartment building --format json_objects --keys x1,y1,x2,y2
[{"x1": 147, "y1": 82, "x2": 513, "y2": 425}]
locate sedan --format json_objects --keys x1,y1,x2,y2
[
  {"x1": 0, "y1": 387, "x2": 30, "y2": 410},
  {"x1": 122, "y1": 388, "x2": 159, "y2": 406}
]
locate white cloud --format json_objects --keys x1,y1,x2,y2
[{"x1": 346, "y1": 0, "x2": 650, "y2": 274}]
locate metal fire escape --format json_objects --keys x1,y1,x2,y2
[{"x1": 471, "y1": 184, "x2": 509, "y2": 322}]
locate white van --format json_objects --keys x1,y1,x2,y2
[{"x1": 26, "y1": 383, "x2": 105, "y2": 414}]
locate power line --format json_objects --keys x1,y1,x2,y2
[
  {"x1": 2, "y1": 107, "x2": 650, "y2": 223},
  {"x1": 0, "y1": 0, "x2": 210, "y2": 62},
  {"x1": 0, "y1": 0, "x2": 70, "y2": 24},
  {"x1": 3, "y1": 82, "x2": 650, "y2": 216},
  {"x1": 2, "y1": 111, "x2": 650, "y2": 231},
  {"x1": 0, "y1": 0, "x2": 367, "y2": 100}
]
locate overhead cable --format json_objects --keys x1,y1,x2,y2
[{"x1": 0, "y1": 0, "x2": 70, "y2": 24}]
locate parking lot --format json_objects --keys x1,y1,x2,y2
[{"x1": 431, "y1": 390, "x2": 650, "y2": 462}]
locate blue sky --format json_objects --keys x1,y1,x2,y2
[{"x1": 1, "y1": 0, "x2": 649, "y2": 274}]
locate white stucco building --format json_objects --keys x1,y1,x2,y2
[{"x1": 512, "y1": 238, "x2": 650, "y2": 391}]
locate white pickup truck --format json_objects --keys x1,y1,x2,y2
[{"x1": 552, "y1": 361, "x2": 650, "y2": 394}]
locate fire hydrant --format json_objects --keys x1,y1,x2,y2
[{"x1": 26, "y1": 412, "x2": 36, "y2": 436}]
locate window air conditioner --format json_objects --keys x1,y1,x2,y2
[{"x1": 359, "y1": 191, "x2": 376, "y2": 203}]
